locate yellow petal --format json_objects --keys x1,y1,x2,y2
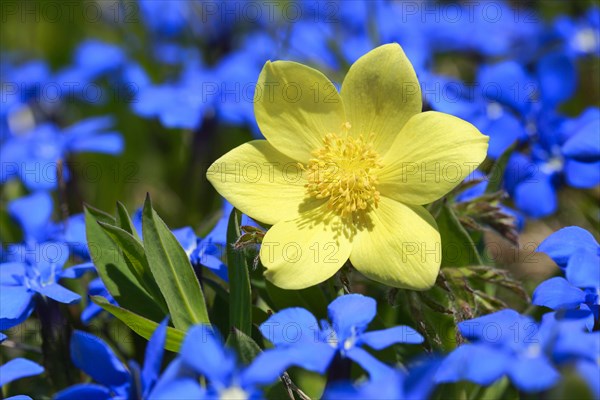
[
  {"x1": 350, "y1": 197, "x2": 440, "y2": 290},
  {"x1": 260, "y1": 205, "x2": 352, "y2": 290},
  {"x1": 378, "y1": 111, "x2": 489, "y2": 205},
  {"x1": 206, "y1": 140, "x2": 309, "y2": 226},
  {"x1": 254, "y1": 61, "x2": 346, "y2": 163},
  {"x1": 340, "y1": 43, "x2": 421, "y2": 155}
]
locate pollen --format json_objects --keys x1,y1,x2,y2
[{"x1": 303, "y1": 127, "x2": 383, "y2": 218}]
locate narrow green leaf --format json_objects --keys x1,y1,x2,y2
[
  {"x1": 97, "y1": 222, "x2": 168, "y2": 313},
  {"x1": 115, "y1": 201, "x2": 141, "y2": 240},
  {"x1": 142, "y1": 195, "x2": 209, "y2": 330},
  {"x1": 91, "y1": 296, "x2": 185, "y2": 352},
  {"x1": 485, "y1": 141, "x2": 517, "y2": 194},
  {"x1": 84, "y1": 207, "x2": 164, "y2": 321},
  {"x1": 226, "y1": 208, "x2": 252, "y2": 335},
  {"x1": 437, "y1": 204, "x2": 483, "y2": 267},
  {"x1": 225, "y1": 328, "x2": 262, "y2": 365}
]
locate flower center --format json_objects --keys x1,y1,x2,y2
[{"x1": 304, "y1": 125, "x2": 382, "y2": 218}]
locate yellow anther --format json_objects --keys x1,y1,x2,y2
[{"x1": 304, "y1": 132, "x2": 382, "y2": 219}]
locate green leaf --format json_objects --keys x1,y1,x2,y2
[
  {"x1": 437, "y1": 204, "x2": 483, "y2": 267},
  {"x1": 84, "y1": 206, "x2": 165, "y2": 321},
  {"x1": 485, "y1": 141, "x2": 516, "y2": 194},
  {"x1": 97, "y1": 222, "x2": 168, "y2": 313},
  {"x1": 226, "y1": 208, "x2": 253, "y2": 335},
  {"x1": 142, "y1": 194, "x2": 209, "y2": 330},
  {"x1": 91, "y1": 296, "x2": 185, "y2": 352},
  {"x1": 225, "y1": 328, "x2": 262, "y2": 365},
  {"x1": 115, "y1": 201, "x2": 140, "y2": 240}
]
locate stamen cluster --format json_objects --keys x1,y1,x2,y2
[{"x1": 304, "y1": 128, "x2": 382, "y2": 218}]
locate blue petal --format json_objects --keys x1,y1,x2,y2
[
  {"x1": 360, "y1": 326, "x2": 424, "y2": 350},
  {"x1": 8, "y1": 191, "x2": 53, "y2": 241},
  {"x1": 477, "y1": 61, "x2": 533, "y2": 114},
  {"x1": 434, "y1": 344, "x2": 510, "y2": 386},
  {"x1": 260, "y1": 307, "x2": 320, "y2": 347},
  {"x1": 203, "y1": 201, "x2": 232, "y2": 245},
  {"x1": 54, "y1": 384, "x2": 113, "y2": 400},
  {"x1": 196, "y1": 253, "x2": 228, "y2": 282},
  {"x1": 142, "y1": 318, "x2": 169, "y2": 397},
  {"x1": 537, "y1": 52, "x2": 577, "y2": 107},
  {"x1": 328, "y1": 294, "x2": 376, "y2": 343},
  {"x1": 458, "y1": 309, "x2": 534, "y2": 344},
  {"x1": 345, "y1": 346, "x2": 395, "y2": 380},
  {"x1": 172, "y1": 227, "x2": 197, "y2": 256},
  {"x1": 0, "y1": 263, "x2": 26, "y2": 285},
  {"x1": 34, "y1": 242, "x2": 70, "y2": 278},
  {"x1": 324, "y1": 370, "x2": 404, "y2": 400},
  {"x1": 62, "y1": 116, "x2": 114, "y2": 139},
  {"x1": 180, "y1": 324, "x2": 236, "y2": 385},
  {"x1": 577, "y1": 360, "x2": 600, "y2": 399},
  {"x1": 20, "y1": 160, "x2": 58, "y2": 191},
  {"x1": 150, "y1": 358, "x2": 206, "y2": 400},
  {"x1": 553, "y1": 326, "x2": 599, "y2": 363},
  {"x1": 61, "y1": 262, "x2": 95, "y2": 279},
  {"x1": 507, "y1": 356, "x2": 560, "y2": 392},
  {"x1": 61, "y1": 213, "x2": 90, "y2": 259},
  {"x1": 0, "y1": 333, "x2": 6, "y2": 342},
  {"x1": 0, "y1": 285, "x2": 34, "y2": 330},
  {"x1": 33, "y1": 283, "x2": 80, "y2": 304},
  {"x1": 562, "y1": 117, "x2": 600, "y2": 162},
  {"x1": 538, "y1": 226, "x2": 598, "y2": 268},
  {"x1": 70, "y1": 330, "x2": 130, "y2": 389},
  {"x1": 566, "y1": 248, "x2": 600, "y2": 289},
  {"x1": 68, "y1": 133, "x2": 124, "y2": 155},
  {"x1": 514, "y1": 172, "x2": 557, "y2": 218},
  {"x1": 81, "y1": 303, "x2": 104, "y2": 325},
  {"x1": 242, "y1": 343, "x2": 336, "y2": 386},
  {"x1": 565, "y1": 160, "x2": 600, "y2": 188},
  {"x1": 404, "y1": 356, "x2": 443, "y2": 400},
  {"x1": 533, "y1": 277, "x2": 586, "y2": 309},
  {"x1": 0, "y1": 358, "x2": 44, "y2": 386},
  {"x1": 476, "y1": 111, "x2": 527, "y2": 159},
  {"x1": 503, "y1": 152, "x2": 534, "y2": 194}
]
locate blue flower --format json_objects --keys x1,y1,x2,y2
[
  {"x1": 0, "y1": 243, "x2": 92, "y2": 330},
  {"x1": 138, "y1": 0, "x2": 192, "y2": 38},
  {"x1": 131, "y1": 205, "x2": 229, "y2": 281},
  {"x1": 55, "y1": 318, "x2": 168, "y2": 399},
  {"x1": 553, "y1": 6, "x2": 600, "y2": 57},
  {"x1": 6, "y1": 192, "x2": 91, "y2": 263},
  {"x1": 1, "y1": 117, "x2": 123, "y2": 190},
  {"x1": 435, "y1": 309, "x2": 558, "y2": 392},
  {"x1": 533, "y1": 227, "x2": 599, "y2": 329},
  {"x1": 323, "y1": 355, "x2": 442, "y2": 400},
  {"x1": 6, "y1": 191, "x2": 54, "y2": 244},
  {"x1": 172, "y1": 226, "x2": 228, "y2": 281},
  {"x1": 430, "y1": 47, "x2": 590, "y2": 218},
  {"x1": 0, "y1": 333, "x2": 44, "y2": 400},
  {"x1": 561, "y1": 107, "x2": 600, "y2": 163},
  {"x1": 435, "y1": 309, "x2": 599, "y2": 393},
  {"x1": 258, "y1": 294, "x2": 423, "y2": 378},
  {"x1": 150, "y1": 325, "x2": 280, "y2": 399}
]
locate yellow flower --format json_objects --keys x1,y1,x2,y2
[{"x1": 207, "y1": 44, "x2": 488, "y2": 290}]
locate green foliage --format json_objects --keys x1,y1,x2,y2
[
  {"x1": 91, "y1": 296, "x2": 185, "y2": 352},
  {"x1": 226, "y1": 208, "x2": 253, "y2": 335},
  {"x1": 142, "y1": 195, "x2": 210, "y2": 330},
  {"x1": 86, "y1": 196, "x2": 210, "y2": 332},
  {"x1": 84, "y1": 205, "x2": 165, "y2": 321},
  {"x1": 437, "y1": 204, "x2": 483, "y2": 268}
]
